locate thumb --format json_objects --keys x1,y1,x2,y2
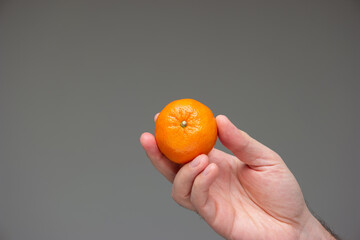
[{"x1": 216, "y1": 115, "x2": 282, "y2": 168}]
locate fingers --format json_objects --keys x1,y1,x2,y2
[
  {"x1": 171, "y1": 154, "x2": 209, "y2": 210},
  {"x1": 145, "y1": 112, "x2": 220, "y2": 217},
  {"x1": 140, "y1": 132, "x2": 179, "y2": 182},
  {"x1": 191, "y1": 163, "x2": 219, "y2": 220},
  {"x1": 216, "y1": 115, "x2": 282, "y2": 168},
  {"x1": 154, "y1": 113, "x2": 159, "y2": 122}
]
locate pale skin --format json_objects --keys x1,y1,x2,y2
[{"x1": 140, "y1": 114, "x2": 336, "y2": 240}]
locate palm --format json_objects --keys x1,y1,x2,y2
[{"x1": 204, "y1": 148, "x2": 307, "y2": 239}]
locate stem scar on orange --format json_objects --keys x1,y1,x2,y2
[{"x1": 155, "y1": 99, "x2": 217, "y2": 164}]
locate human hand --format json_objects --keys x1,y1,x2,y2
[{"x1": 140, "y1": 114, "x2": 335, "y2": 240}]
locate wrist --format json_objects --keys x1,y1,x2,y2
[{"x1": 299, "y1": 213, "x2": 336, "y2": 240}]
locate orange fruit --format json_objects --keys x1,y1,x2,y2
[{"x1": 155, "y1": 99, "x2": 217, "y2": 164}]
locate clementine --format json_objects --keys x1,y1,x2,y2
[{"x1": 155, "y1": 99, "x2": 217, "y2": 164}]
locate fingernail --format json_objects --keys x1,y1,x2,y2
[
  {"x1": 218, "y1": 114, "x2": 228, "y2": 120},
  {"x1": 190, "y1": 155, "x2": 203, "y2": 168},
  {"x1": 203, "y1": 165, "x2": 212, "y2": 176}
]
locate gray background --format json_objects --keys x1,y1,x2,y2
[{"x1": 1, "y1": 0, "x2": 359, "y2": 239}]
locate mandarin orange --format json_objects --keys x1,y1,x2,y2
[{"x1": 155, "y1": 99, "x2": 217, "y2": 164}]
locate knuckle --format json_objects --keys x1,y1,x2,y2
[
  {"x1": 271, "y1": 151, "x2": 282, "y2": 160},
  {"x1": 170, "y1": 188, "x2": 178, "y2": 201},
  {"x1": 171, "y1": 186, "x2": 192, "y2": 208},
  {"x1": 241, "y1": 129, "x2": 250, "y2": 138},
  {"x1": 171, "y1": 187, "x2": 184, "y2": 203}
]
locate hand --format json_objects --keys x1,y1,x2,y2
[{"x1": 140, "y1": 114, "x2": 335, "y2": 240}]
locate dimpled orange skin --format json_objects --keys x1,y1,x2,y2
[{"x1": 155, "y1": 99, "x2": 217, "y2": 164}]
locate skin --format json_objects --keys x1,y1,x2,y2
[{"x1": 140, "y1": 114, "x2": 335, "y2": 240}]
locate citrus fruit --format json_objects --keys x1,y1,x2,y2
[{"x1": 155, "y1": 99, "x2": 217, "y2": 164}]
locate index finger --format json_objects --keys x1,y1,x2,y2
[
  {"x1": 140, "y1": 132, "x2": 180, "y2": 182},
  {"x1": 140, "y1": 112, "x2": 180, "y2": 182}
]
